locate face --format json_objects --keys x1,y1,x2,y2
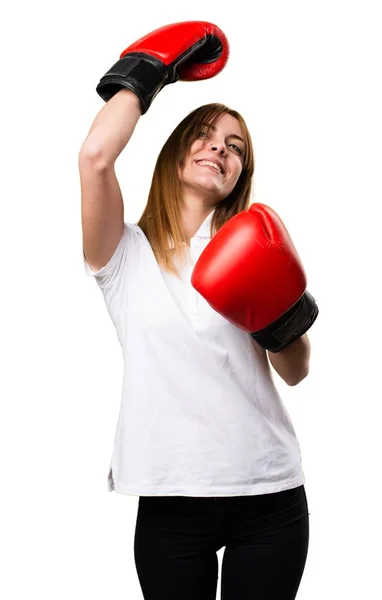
[{"x1": 178, "y1": 113, "x2": 245, "y2": 203}]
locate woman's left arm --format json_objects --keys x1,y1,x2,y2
[{"x1": 267, "y1": 333, "x2": 311, "y2": 386}]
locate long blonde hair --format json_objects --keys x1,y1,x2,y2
[{"x1": 137, "y1": 103, "x2": 255, "y2": 277}]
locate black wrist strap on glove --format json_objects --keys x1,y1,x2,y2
[
  {"x1": 250, "y1": 290, "x2": 319, "y2": 353},
  {"x1": 96, "y1": 53, "x2": 168, "y2": 114}
]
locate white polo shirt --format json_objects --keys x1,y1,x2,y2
[{"x1": 83, "y1": 209, "x2": 305, "y2": 497}]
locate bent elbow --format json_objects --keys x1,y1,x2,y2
[{"x1": 287, "y1": 368, "x2": 309, "y2": 387}]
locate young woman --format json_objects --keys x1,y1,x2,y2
[{"x1": 79, "y1": 21, "x2": 314, "y2": 600}]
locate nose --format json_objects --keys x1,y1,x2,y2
[{"x1": 210, "y1": 142, "x2": 227, "y2": 156}]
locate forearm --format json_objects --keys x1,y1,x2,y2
[
  {"x1": 267, "y1": 333, "x2": 311, "y2": 386},
  {"x1": 79, "y1": 89, "x2": 142, "y2": 166}
]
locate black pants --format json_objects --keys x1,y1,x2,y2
[{"x1": 134, "y1": 484, "x2": 309, "y2": 599}]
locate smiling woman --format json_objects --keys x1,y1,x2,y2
[
  {"x1": 180, "y1": 115, "x2": 244, "y2": 189},
  {"x1": 79, "y1": 20, "x2": 311, "y2": 600},
  {"x1": 137, "y1": 103, "x2": 255, "y2": 275}
]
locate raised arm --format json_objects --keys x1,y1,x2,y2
[
  {"x1": 79, "y1": 90, "x2": 141, "y2": 272},
  {"x1": 79, "y1": 21, "x2": 229, "y2": 271}
]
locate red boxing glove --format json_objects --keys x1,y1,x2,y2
[
  {"x1": 191, "y1": 203, "x2": 319, "y2": 352},
  {"x1": 96, "y1": 21, "x2": 229, "y2": 113}
]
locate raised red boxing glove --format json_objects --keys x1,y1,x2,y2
[
  {"x1": 191, "y1": 203, "x2": 319, "y2": 352},
  {"x1": 96, "y1": 21, "x2": 229, "y2": 113}
]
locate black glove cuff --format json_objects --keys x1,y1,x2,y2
[
  {"x1": 96, "y1": 53, "x2": 168, "y2": 114},
  {"x1": 250, "y1": 290, "x2": 319, "y2": 353}
]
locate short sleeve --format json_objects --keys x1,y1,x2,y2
[{"x1": 83, "y1": 222, "x2": 140, "y2": 288}]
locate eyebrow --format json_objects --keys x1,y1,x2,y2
[{"x1": 201, "y1": 123, "x2": 245, "y2": 144}]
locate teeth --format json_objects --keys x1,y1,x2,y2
[{"x1": 197, "y1": 160, "x2": 222, "y2": 173}]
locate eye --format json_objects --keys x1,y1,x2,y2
[
  {"x1": 198, "y1": 131, "x2": 208, "y2": 138},
  {"x1": 229, "y1": 143, "x2": 242, "y2": 155}
]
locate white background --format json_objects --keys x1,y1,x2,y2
[{"x1": 1, "y1": 1, "x2": 381, "y2": 598}]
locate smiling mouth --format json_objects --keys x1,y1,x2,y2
[
  {"x1": 195, "y1": 161, "x2": 223, "y2": 175},
  {"x1": 199, "y1": 165, "x2": 219, "y2": 174}
]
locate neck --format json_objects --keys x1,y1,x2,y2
[{"x1": 180, "y1": 206, "x2": 215, "y2": 244}]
